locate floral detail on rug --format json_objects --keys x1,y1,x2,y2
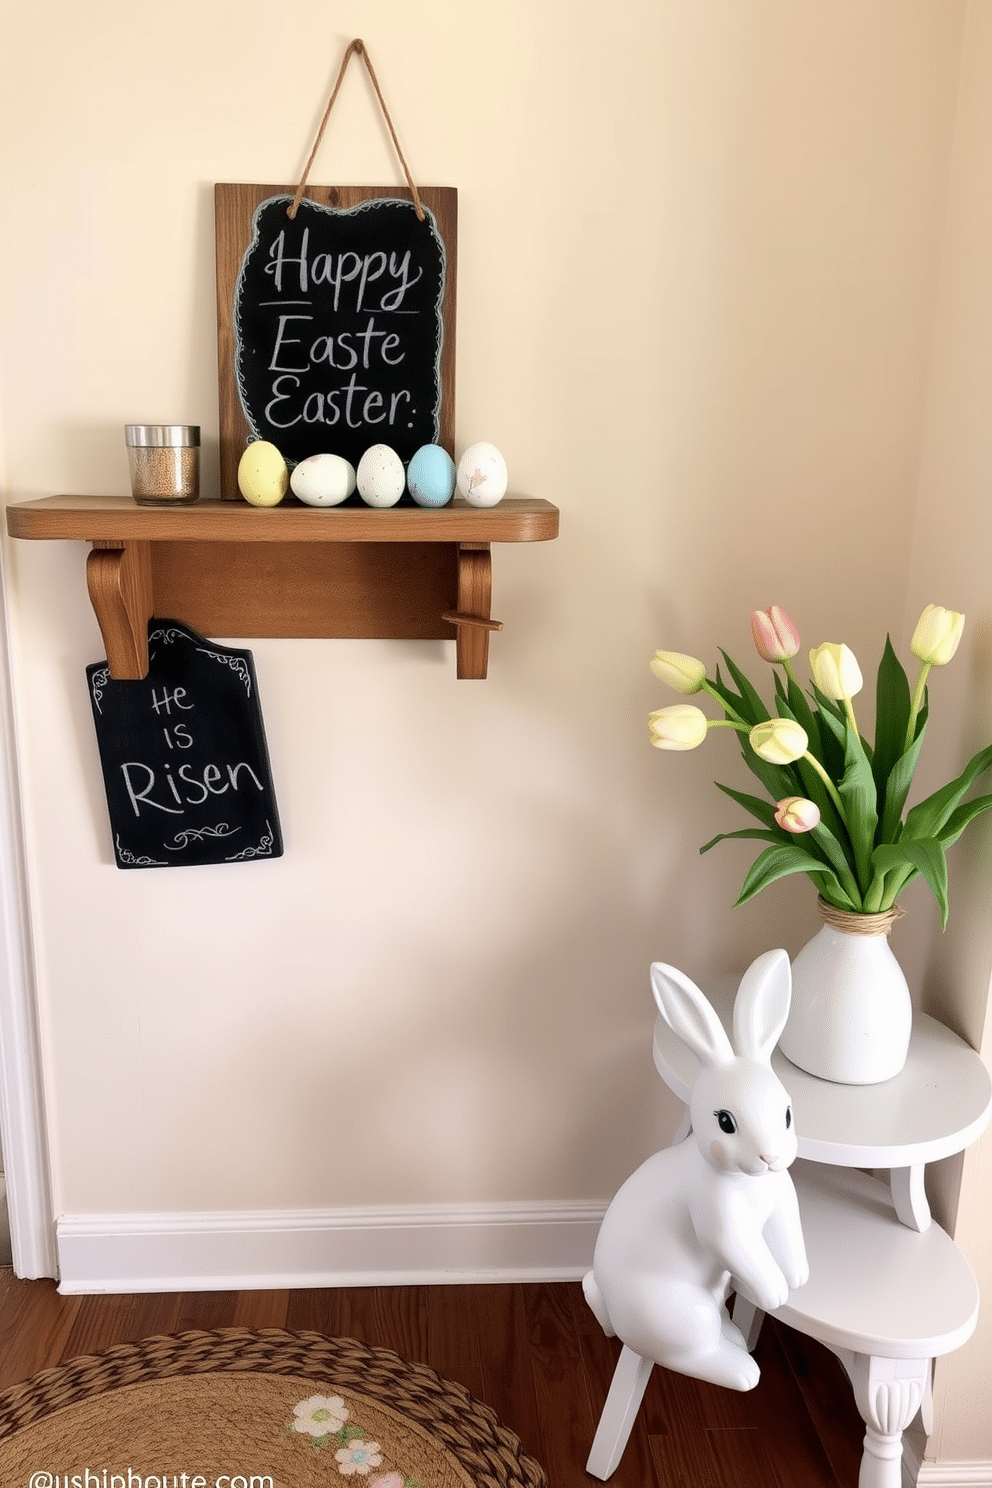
[
  {"x1": 336, "y1": 1438, "x2": 384, "y2": 1475},
  {"x1": 288, "y1": 1395, "x2": 420, "y2": 1484},
  {"x1": 291, "y1": 1393, "x2": 350, "y2": 1441}
]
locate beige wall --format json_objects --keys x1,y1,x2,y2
[
  {"x1": 1, "y1": 0, "x2": 989, "y2": 1466},
  {"x1": 906, "y1": 2, "x2": 992, "y2": 1467}
]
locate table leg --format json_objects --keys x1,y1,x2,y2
[
  {"x1": 836, "y1": 1352, "x2": 929, "y2": 1488},
  {"x1": 586, "y1": 1345, "x2": 654, "y2": 1480},
  {"x1": 889, "y1": 1165, "x2": 931, "y2": 1232},
  {"x1": 731, "y1": 1293, "x2": 766, "y2": 1352}
]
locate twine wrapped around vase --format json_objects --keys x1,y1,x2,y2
[{"x1": 816, "y1": 896, "x2": 903, "y2": 937}]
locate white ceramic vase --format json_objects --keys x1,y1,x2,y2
[{"x1": 779, "y1": 899, "x2": 911, "y2": 1085}]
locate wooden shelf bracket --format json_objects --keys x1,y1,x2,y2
[
  {"x1": 86, "y1": 540, "x2": 153, "y2": 680},
  {"x1": 443, "y1": 543, "x2": 504, "y2": 680}
]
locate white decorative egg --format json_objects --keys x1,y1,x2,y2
[
  {"x1": 456, "y1": 441, "x2": 508, "y2": 507},
  {"x1": 407, "y1": 444, "x2": 456, "y2": 508},
  {"x1": 290, "y1": 452, "x2": 357, "y2": 507},
  {"x1": 356, "y1": 444, "x2": 405, "y2": 508},
  {"x1": 238, "y1": 441, "x2": 289, "y2": 507}
]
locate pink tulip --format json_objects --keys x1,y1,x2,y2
[
  {"x1": 774, "y1": 797, "x2": 820, "y2": 834},
  {"x1": 750, "y1": 606, "x2": 801, "y2": 663}
]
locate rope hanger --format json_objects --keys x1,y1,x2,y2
[{"x1": 288, "y1": 39, "x2": 426, "y2": 222}]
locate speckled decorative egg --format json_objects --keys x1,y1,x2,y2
[
  {"x1": 238, "y1": 441, "x2": 289, "y2": 507},
  {"x1": 290, "y1": 452, "x2": 357, "y2": 507},
  {"x1": 407, "y1": 444, "x2": 456, "y2": 508},
  {"x1": 356, "y1": 444, "x2": 405, "y2": 507},
  {"x1": 456, "y1": 441, "x2": 508, "y2": 507}
]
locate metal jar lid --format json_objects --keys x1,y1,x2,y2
[{"x1": 125, "y1": 424, "x2": 200, "y2": 447}]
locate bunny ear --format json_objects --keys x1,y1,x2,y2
[
  {"x1": 650, "y1": 962, "x2": 735, "y2": 1067},
  {"x1": 732, "y1": 948, "x2": 792, "y2": 1064}
]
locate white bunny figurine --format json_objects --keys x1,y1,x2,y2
[{"x1": 583, "y1": 948, "x2": 808, "y2": 1391}]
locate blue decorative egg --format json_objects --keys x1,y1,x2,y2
[{"x1": 406, "y1": 444, "x2": 456, "y2": 508}]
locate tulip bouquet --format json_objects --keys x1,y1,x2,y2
[{"x1": 649, "y1": 605, "x2": 992, "y2": 926}]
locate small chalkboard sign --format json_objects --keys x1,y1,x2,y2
[
  {"x1": 215, "y1": 184, "x2": 457, "y2": 500},
  {"x1": 87, "y1": 622, "x2": 283, "y2": 869}
]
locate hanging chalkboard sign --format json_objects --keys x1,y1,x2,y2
[
  {"x1": 215, "y1": 184, "x2": 457, "y2": 500},
  {"x1": 87, "y1": 622, "x2": 283, "y2": 869}
]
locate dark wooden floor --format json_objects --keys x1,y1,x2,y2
[{"x1": 0, "y1": 1272, "x2": 865, "y2": 1486}]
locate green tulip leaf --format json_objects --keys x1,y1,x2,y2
[
  {"x1": 903, "y1": 744, "x2": 992, "y2": 840},
  {"x1": 700, "y1": 827, "x2": 784, "y2": 854},
  {"x1": 733, "y1": 843, "x2": 851, "y2": 908},
  {"x1": 810, "y1": 682, "x2": 845, "y2": 722},
  {"x1": 808, "y1": 820, "x2": 864, "y2": 904},
  {"x1": 816, "y1": 880, "x2": 858, "y2": 911},
  {"x1": 709, "y1": 666, "x2": 747, "y2": 720},
  {"x1": 736, "y1": 745, "x2": 805, "y2": 806},
  {"x1": 938, "y1": 792, "x2": 992, "y2": 850},
  {"x1": 714, "y1": 782, "x2": 780, "y2": 829},
  {"x1": 872, "y1": 635, "x2": 912, "y2": 805},
  {"x1": 707, "y1": 786, "x2": 859, "y2": 892},
  {"x1": 916, "y1": 692, "x2": 930, "y2": 740},
  {"x1": 820, "y1": 689, "x2": 874, "y2": 766},
  {"x1": 808, "y1": 691, "x2": 848, "y2": 779},
  {"x1": 718, "y1": 650, "x2": 771, "y2": 725},
  {"x1": 771, "y1": 681, "x2": 795, "y2": 724},
  {"x1": 862, "y1": 864, "x2": 901, "y2": 912},
  {"x1": 791, "y1": 753, "x2": 851, "y2": 848},
  {"x1": 784, "y1": 674, "x2": 824, "y2": 756},
  {"x1": 772, "y1": 687, "x2": 833, "y2": 796},
  {"x1": 877, "y1": 722, "x2": 927, "y2": 845},
  {"x1": 719, "y1": 705, "x2": 850, "y2": 859},
  {"x1": 836, "y1": 727, "x2": 878, "y2": 892},
  {"x1": 815, "y1": 699, "x2": 847, "y2": 747},
  {"x1": 872, "y1": 837, "x2": 949, "y2": 928}
]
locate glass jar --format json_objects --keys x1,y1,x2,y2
[{"x1": 125, "y1": 425, "x2": 200, "y2": 505}]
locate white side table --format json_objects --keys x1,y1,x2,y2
[
  {"x1": 644, "y1": 980, "x2": 992, "y2": 1488},
  {"x1": 653, "y1": 976, "x2": 992, "y2": 1231}
]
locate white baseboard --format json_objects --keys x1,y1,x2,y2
[
  {"x1": 56, "y1": 1200, "x2": 605, "y2": 1294},
  {"x1": 913, "y1": 1465, "x2": 992, "y2": 1487},
  {"x1": 901, "y1": 1430, "x2": 992, "y2": 1488}
]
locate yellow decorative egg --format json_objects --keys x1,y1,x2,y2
[{"x1": 238, "y1": 441, "x2": 289, "y2": 506}]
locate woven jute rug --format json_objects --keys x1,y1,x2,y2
[{"x1": 0, "y1": 1327, "x2": 547, "y2": 1488}]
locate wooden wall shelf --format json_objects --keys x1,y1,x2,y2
[{"x1": 6, "y1": 495, "x2": 560, "y2": 681}]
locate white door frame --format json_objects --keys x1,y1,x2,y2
[{"x1": 0, "y1": 544, "x2": 57, "y2": 1278}]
